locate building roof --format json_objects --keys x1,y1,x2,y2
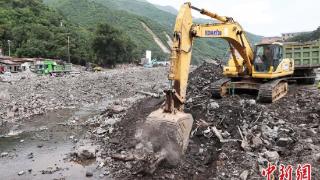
[
  {"x1": 260, "y1": 36, "x2": 282, "y2": 44},
  {"x1": 281, "y1": 31, "x2": 312, "y2": 36}
]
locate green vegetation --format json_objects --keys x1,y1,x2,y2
[
  {"x1": 0, "y1": 0, "x2": 92, "y2": 65},
  {"x1": 1, "y1": 0, "x2": 262, "y2": 66},
  {"x1": 288, "y1": 27, "x2": 320, "y2": 42},
  {"x1": 45, "y1": 0, "x2": 169, "y2": 61},
  {"x1": 90, "y1": 0, "x2": 262, "y2": 63},
  {"x1": 92, "y1": 24, "x2": 137, "y2": 67},
  {"x1": 45, "y1": 0, "x2": 262, "y2": 64}
]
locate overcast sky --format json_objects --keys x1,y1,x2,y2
[{"x1": 146, "y1": 0, "x2": 319, "y2": 37}]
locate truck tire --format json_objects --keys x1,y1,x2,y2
[{"x1": 296, "y1": 69, "x2": 316, "y2": 85}]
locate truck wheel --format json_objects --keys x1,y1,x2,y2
[
  {"x1": 296, "y1": 70, "x2": 316, "y2": 85},
  {"x1": 298, "y1": 78, "x2": 315, "y2": 85}
]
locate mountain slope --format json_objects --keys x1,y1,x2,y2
[
  {"x1": 288, "y1": 27, "x2": 320, "y2": 42},
  {"x1": 91, "y1": 0, "x2": 262, "y2": 61},
  {"x1": 45, "y1": 0, "x2": 170, "y2": 60},
  {"x1": 0, "y1": 0, "x2": 91, "y2": 64},
  {"x1": 154, "y1": 5, "x2": 178, "y2": 15},
  {"x1": 45, "y1": 0, "x2": 262, "y2": 64}
]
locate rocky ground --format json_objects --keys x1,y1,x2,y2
[
  {"x1": 0, "y1": 63, "x2": 319, "y2": 179},
  {"x1": 95, "y1": 63, "x2": 320, "y2": 180},
  {"x1": 0, "y1": 67, "x2": 167, "y2": 135},
  {"x1": 0, "y1": 66, "x2": 168, "y2": 179}
]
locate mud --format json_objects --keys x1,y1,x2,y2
[{"x1": 0, "y1": 110, "x2": 106, "y2": 179}]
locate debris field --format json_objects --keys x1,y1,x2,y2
[
  {"x1": 0, "y1": 63, "x2": 319, "y2": 179},
  {"x1": 98, "y1": 62, "x2": 320, "y2": 179}
]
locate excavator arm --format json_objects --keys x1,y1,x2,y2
[
  {"x1": 165, "y1": 3, "x2": 193, "y2": 113},
  {"x1": 166, "y1": 3, "x2": 254, "y2": 113}
]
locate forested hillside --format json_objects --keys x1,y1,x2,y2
[
  {"x1": 45, "y1": 0, "x2": 169, "y2": 60},
  {"x1": 85, "y1": 0, "x2": 262, "y2": 62},
  {"x1": 45, "y1": 0, "x2": 262, "y2": 64},
  {"x1": 0, "y1": 0, "x2": 263, "y2": 66},
  {"x1": 0, "y1": 0, "x2": 93, "y2": 65},
  {"x1": 288, "y1": 27, "x2": 320, "y2": 42}
]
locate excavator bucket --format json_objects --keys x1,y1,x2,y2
[{"x1": 141, "y1": 108, "x2": 194, "y2": 156}]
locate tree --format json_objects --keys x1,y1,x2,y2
[
  {"x1": 0, "y1": 0, "x2": 93, "y2": 64},
  {"x1": 92, "y1": 23, "x2": 137, "y2": 67}
]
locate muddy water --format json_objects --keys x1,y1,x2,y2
[{"x1": 0, "y1": 110, "x2": 107, "y2": 180}]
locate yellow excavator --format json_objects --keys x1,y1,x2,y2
[{"x1": 144, "y1": 3, "x2": 294, "y2": 156}]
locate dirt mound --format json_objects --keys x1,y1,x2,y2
[{"x1": 103, "y1": 62, "x2": 320, "y2": 179}]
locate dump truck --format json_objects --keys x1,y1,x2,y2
[
  {"x1": 284, "y1": 41, "x2": 320, "y2": 84},
  {"x1": 34, "y1": 60, "x2": 72, "y2": 75}
]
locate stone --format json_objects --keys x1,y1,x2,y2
[
  {"x1": 264, "y1": 151, "x2": 279, "y2": 162},
  {"x1": 221, "y1": 131, "x2": 230, "y2": 138},
  {"x1": 277, "y1": 119, "x2": 286, "y2": 125},
  {"x1": 186, "y1": 98, "x2": 193, "y2": 103},
  {"x1": 306, "y1": 128, "x2": 317, "y2": 136},
  {"x1": 313, "y1": 153, "x2": 320, "y2": 163},
  {"x1": 18, "y1": 171, "x2": 25, "y2": 176},
  {"x1": 125, "y1": 162, "x2": 132, "y2": 169},
  {"x1": 96, "y1": 127, "x2": 107, "y2": 135},
  {"x1": 239, "y1": 170, "x2": 249, "y2": 180},
  {"x1": 109, "y1": 138, "x2": 119, "y2": 144},
  {"x1": 1, "y1": 152, "x2": 8, "y2": 157},
  {"x1": 257, "y1": 155, "x2": 268, "y2": 165},
  {"x1": 261, "y1": 125, "x2": 278, "y2": 139},
  {"x1": 199, "y1": 148, "x2": 204, "y2": 154},
  {"x1": 241, "y1": 140, "x2": 252, "y2": 152},
  {"x1": 86, "y1": 171, "x2": 93, "y2": 177},
  {"x1": 27, "y1": 153, "x2": 34, "y2": 159},
  {"x1": 97, "y1": 162, "x2": 105, "y2": 169},
  {"x1": 76, "y1": 145, "x2": 96, "y2": 160},
  {"x1": 300, "y1": 138, "x2": 313, "y2": 143},
  {"x1": 247, "y1": 99, "x2": 256, "y2": 105},
  {"x1": 37, "y1": 144, "x2": 43, "y2": 148},
  {"x1": 276, "y1": 137, "x2": 293, "y2": 147},
  {"x1": 208, "y1": 101, "x2": 219, "y2": 109},
  {"x1": 251, "y1": 136, "x2": 263, "y2": 148}
]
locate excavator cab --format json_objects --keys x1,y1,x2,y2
[
  {"x1": 253, "y1": 44, "x2": 283, "y2": 72},
  {"x1": 252, "y1": 42, "x2": 294, "y2": 79}
]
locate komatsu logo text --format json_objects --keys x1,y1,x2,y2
[{"x1": 205, "y1": 30, "x2": 222, "y2": 36}]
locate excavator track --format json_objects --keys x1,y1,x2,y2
[
  {"x1": 257, "y1": 79, "x2": 288, "y2": 103},
  {"x1": 212, "y1": 78, "x2": 231, "y2": 98}
]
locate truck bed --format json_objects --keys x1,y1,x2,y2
[{"x1": 283, "y1": 41, "x2": 320, "y2": 69}]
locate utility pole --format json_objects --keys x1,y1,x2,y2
[
  {"x1": 67, "y1": 36, "x2": 70, "y2": 63},
  {"x1": 7, "y1": 40, "x2": 11, "y2": 57}
]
